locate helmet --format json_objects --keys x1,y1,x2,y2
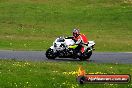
[{"x1": 73, "y1": 29, "x2": 80, "y2": 37}]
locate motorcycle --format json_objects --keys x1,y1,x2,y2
[{"x1": 45, "y1": 36, "x2": 95, "y2": 60}]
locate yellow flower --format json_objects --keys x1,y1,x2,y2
[
  {"x1": 110, "y1": 67, "x2": 113, "y2": 69},
  {"x1": 89, "y1": 73, "x2": 94, "y2": 74}
]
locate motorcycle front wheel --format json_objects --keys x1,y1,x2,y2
[{"x1": 45, "y1": 48, "x2": 56, "y2": 59}]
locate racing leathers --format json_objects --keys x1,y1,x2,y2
[{"x1": 73, "y1": 33, "x2": 88, "y2": 53}]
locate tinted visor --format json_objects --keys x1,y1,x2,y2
[{"x1": 73, "y1": 32, "x2": 78, "y2": 37}]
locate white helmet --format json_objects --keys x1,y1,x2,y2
[{"x1": 73, "y1": 29, "x2": 80, "y2": 37}]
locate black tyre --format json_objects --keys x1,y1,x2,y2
[
  {"x1": 45, "y1": 48, "x2": 56, "y2": 59},
  {"x1": 86, "y1": 51, "x2": 92, "y2": 59},
  {"x1": 79, "y1": 51, "x2": 92, "y2": 61}
]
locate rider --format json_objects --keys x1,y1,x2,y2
[{"x1": 72, "y1": 28, "x2": 89, "y2": 54}]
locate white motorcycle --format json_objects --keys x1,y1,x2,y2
[{"x1": 45, "y1": 36, "x2": 95, "y2": 60}]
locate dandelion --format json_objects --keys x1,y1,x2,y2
[
  {"x1": 63, "y1": 71, "x2": 78, "y2": 75},
  {"x1": 24, "y1": 44, "x2": 27, "y2": 47},
  {"x1": 110, "y1": 67, "x2": 113, "y2": 69},
  {"x1": 53, "y1": 71, "x2": 58, "y2": 73},
  {"x1": 24, "y1": 62, "x2": 30, "y2": 66},
  {"x1": 26, "y1": 82, "x2": 29, "y2": 86},
  {"x1": 10, "y1": 43, "x2": 12, "y2": 46},
  {"x1": 88, "y1": 73, "x2": 95, "y2": 74},
  {"x1": 72, "y1": 71, "x2": 78, "y2": 75},
  {"x1": 110, "y1": 84, "x2": 113, "y2": 86},
  {"x1": 71, "y1": 84, "x2": 78, "y2": 88},
  {"x1": 14, "y1": 83, "x2": 17, "y2": 87},
  {"x1": 62, "y1": 82, "x2": 66, "y2": 85},
  {"x1": 95, "y1": 72, "x2": 99, "y2": 74}
]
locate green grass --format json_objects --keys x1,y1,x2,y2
[
  {"x1": 0, "y1": 1, "x2": 131, "y2": 88},
  {"x1": 0, "y1": 59, "x2": 131, "y2": 88},
  {"x1": 0, "y1": 0, "x2": 132, "y2": 51}
]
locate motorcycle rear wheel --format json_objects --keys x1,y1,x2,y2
[{"x1": 79, "y1": 51, "x2": 92, "y2": 61}]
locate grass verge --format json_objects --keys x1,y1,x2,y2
[{"x1": 0, "y1": 59, "x2": 131, "y2": 88}]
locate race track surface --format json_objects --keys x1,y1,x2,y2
[{"x1": 0, "y1": 50, "x2": 132, "y2": 64}]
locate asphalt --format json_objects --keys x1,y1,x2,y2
[{"x1": 0, "y1": 50, "x2": 132, "y2": 64}]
